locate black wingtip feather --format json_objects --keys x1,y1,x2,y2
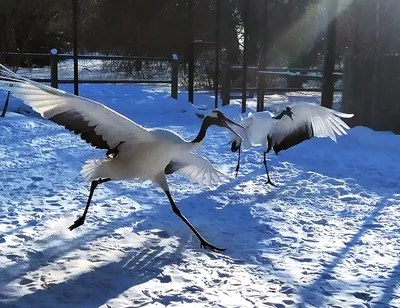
[
  {"x1": 165, "y1": 160, "x2": 186, "y2": 175},
  {"x1": 272, "y1": 122, "x2": 314, "y2": 154},
  {"x1": 231, "y1": 140, "x2": 241, "y2": 152},
  {"x1": 49, "y1": 110, "x2": 110, "y2": 150}
]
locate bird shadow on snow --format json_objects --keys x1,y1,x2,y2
[
  {"x1": 1, "y1": 204, "x2": 190, "y2": 307},
  {"x1": 0, "y1": 173, "x2": 192, "y2": 306},
  {"x1": 4, "y1": 155, "x2": 396, "y2": 307},
  {"x1": 222, "y1": 136, "x2": 399, "y2": 306},
  {"x1": 296, "y1": 197, "x2": 396, "y2": 307},
  {"x1": 1, "y1": 166, "x2": 277, "y2": 308},
  {"x1": 378, "y1": 257, "x2": 400, "y2": 307},
  {"x1": 2, "y1": 97, "x2": 398, "y2": 306},
  {"x1": 6, "y1": 245, "x2": 189, "y2": 308},
  {"x1": 262, "y1": 141, "x2": 399, "y2": 306}
]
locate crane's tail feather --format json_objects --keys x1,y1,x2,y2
[
  {"x1": 81, "y1": 159, "x2": 103, "y2": 182},
  {"x1": 331, "y1": 110, "x2": 354, "y2": 118}
]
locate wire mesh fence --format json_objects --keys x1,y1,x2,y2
[{"x1": 4, "y1": 53, "x2": 175, "y2": 82}]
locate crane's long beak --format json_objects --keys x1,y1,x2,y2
[
  {"x1": 289, "y1": 111, "x2": 296, "y2": 121},
  {"x1": 221, "y1": 117, "x2": 246, "y2": 140}
]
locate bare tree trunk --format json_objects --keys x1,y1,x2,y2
[
  {"x1": 350, "y1": 0, "x2": 360, "y2": 56},
  {"x1": 4, "y1": 6, "x2": 17, "y2": 53},
  {"x1": 221, "y1": 0, "x2": 240, "y2": 64},
  {"x1": 370, "y1": 0, "x2": 381, "y2": 129},
  {"x1": 1, "y1": 2, "x2": 35, "y2": 117},
  {"x1": 321, "y1": 0, "x2": 339, "y2": 109}
]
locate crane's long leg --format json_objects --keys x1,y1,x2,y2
[
  {"x1": 165, "y1": 190, "x2": 225, "y2": 253},
  {"x1": 263, "y1": 152, "x2": 276, "y2": 186},
  {"x1": 234, "y1": 145, "x2": 241, "y2": 178},
  {"x1": 68, "y1": 178, "x2": 111, "y2": 231}
]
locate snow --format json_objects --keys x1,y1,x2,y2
[{"x1": 0, "y1": 84, "x2": 400, "y2": 308}]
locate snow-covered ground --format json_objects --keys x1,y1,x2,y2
[
  {"x1": 0, "y1": 84, "x2": 399, "y2": 308},
  {"x1": 13, "y1": 59, "x2": 172, "y2": 82}
]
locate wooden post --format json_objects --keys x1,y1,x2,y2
[
  {"x1": 370, "y1": 0, "x2": 381, "y2": 130},
  {"x1": 187, "y1": 0, "x2": 194, "y2": 103},
  {"x1": 342, "y1": 54, "x2": 400, "y2": 134},
  {"x1": 321, "y1": 0, "x2": 339, "y2": 109},
  {"x1": 257, "y1": 0, "x2": 268, "y2": 112},
  {"x1": 50, "y1": 48, "x2": 59, "y2": 89},
  {"x1": 72, "y1": 0, "x2": 79, "y2": 95},
  {"x1": 1, "y1": 92, "x2": 11, "y2": 118},
  {"x1": 221, "y1": 62, "x2": 231, "y2": 106},
  {"x1": 135, "y1": 59, "x2": 142, "y2": 72},
  {"x1": 188, "y1": 43, "x2": 194, "y2": 104},
  {"x1": 214, "y1": 0, "x2": 220, "y2": 109},
  {"x1": 171, "y1": 54, "x2": 179, "y2": 99},
  {"x1": 241, "y1": 0, "x2": 249, "y2": 113}
]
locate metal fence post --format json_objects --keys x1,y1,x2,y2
[
  {"x1": 188, "y1": 42, "x2": 194, "y2": 103},
  {"x1": 50, "y1": 48, "x2": 59, "y2": 89},
  {"x1": 171, "y1": 54, "x2": 179, "y2": 99}
]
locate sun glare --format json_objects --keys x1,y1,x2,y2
[{"x1": 264, "y1": 0, "x2": 355, "y2": 65}]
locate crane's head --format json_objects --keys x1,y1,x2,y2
[
  {"x1": 204, "y1": 110, "x2": 246, "y2": 140},
  {"x1": 284, "y1": 107, "x2": 295, "y2": 121}
]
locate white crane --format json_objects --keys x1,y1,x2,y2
[
  {"x1": 230, "y1": 104, "x2": 354, "y2": 185},
  {"x1": 0, "y1": 64, "x2": 245, "y2": 252}
]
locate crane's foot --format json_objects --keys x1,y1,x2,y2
[
  {"x1": 200, "y1": 239, "x2": 226, "y2": 253},
  {"x1": 266, "y1": 178, "x2": 277, "y2": 187},
  {"x1": 68, "y1": 216, "x2": 85, "y2": 231}
]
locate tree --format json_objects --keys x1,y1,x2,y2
[{"x1": 0, "y1": 0, "x2": 70, "y2": 66}]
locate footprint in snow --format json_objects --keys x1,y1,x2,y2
[
  {"x1": 49, "y1": 202, "x2": 62, "y2": 207},
  {"x1": 183, "y1": 285, "x2": 204, "y2": 292},
  {"x1": 320, "y1": 272, "x2": 335, "y2": 280},
  {"x1": 6, "y1": 254, "x2": 20, "y2": 261},
  {"x1": 313, "y1": 218, "x2": 329, "y2": 225},
  {"x1": 352, "y1": 291, "x2": 373, "y2": 302},
  {"x1": 19, "y1": 278, "x2": 35, "y2": 285},
  {"x1": 293, "y1": 257, "x2": 313, "y2": 263},
  {"x1": 15, "y1": 233, "x2": 32, "y2": 241},
  {"x1": 280, "y1": 285, "x2": 295, "y2": 295},
  {"x1": 30, "y1": 176, "x2": 44, "y2": 182},
  {"x1": 283, "y1": 299, "x2": 296, "y2": 305},
  {"x1": 151, "y1": 230, "x2": 170, "y2": 239},
  {"x1": 158, "y1": 274, "x2": 172, "y2": 283}
]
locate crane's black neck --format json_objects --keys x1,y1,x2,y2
[
  {"x1": 273, "y1": 110, "x2": 287, "y2": 120},
  {"x1": 191, "y1": 117, "x2": 213, "y2": 143}
]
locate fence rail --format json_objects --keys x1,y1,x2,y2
[
  {"x1": 31, "y1": 79, "x2": 172, "y2": 84},
  {"x1": 230, "y1": 87, "x2": 343, "y2": 92},
  {"x1": 222, "y1": 63, "x2": 343, "y2": 106},
  {"x1": 4, "y1": 50, "x2": 179, "y2": 99},
  {"x1": 231, "y1": 65, "x2": 343, "y2": 74},
  {"x1": 6, "y1": 52, "x2": 169, "y2": 62}
]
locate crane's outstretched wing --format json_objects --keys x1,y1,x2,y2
[
  {"x1": 0, "y1": 64, "x2": 156, "y2": 150},
  {"x1": 165, "y1": 153, "x2": 227, "y2": 186},
  {"x1": 268, "y1": 103, "x2": 353, "y2": 154}
]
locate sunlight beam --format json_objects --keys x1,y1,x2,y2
[{"x1": 266, "y1": 0, "x2": 355, "y2": 66}]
